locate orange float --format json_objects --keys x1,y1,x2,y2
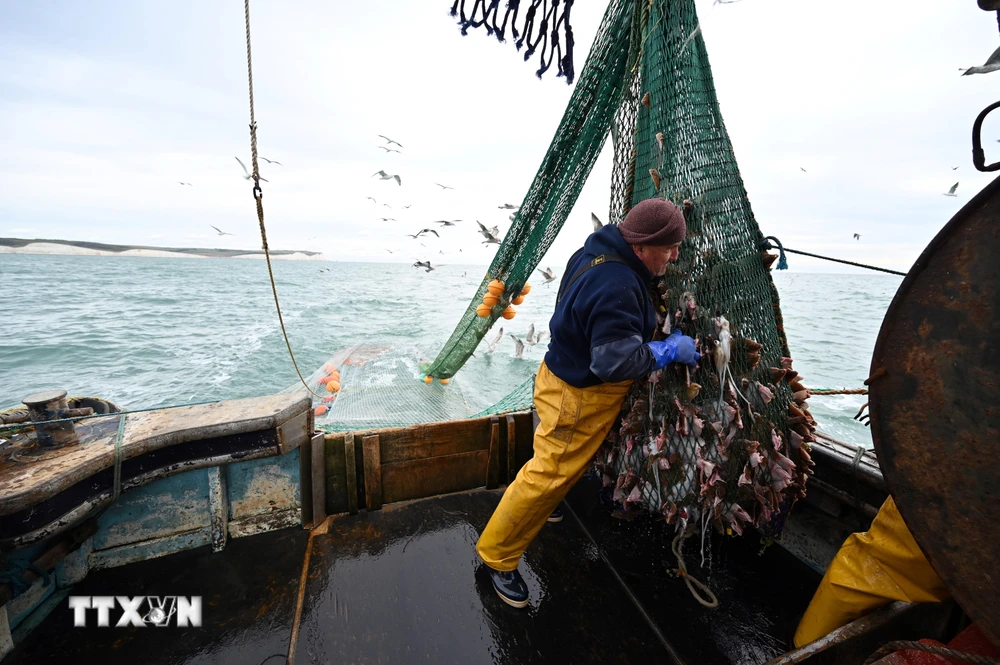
[
  {"x1": 318, "y1": 376, "x2": 332, "y2": 385},
  {"x1": 487, "y1": 279, "x2": 505, "y2": 296},
  {"x1": 326, "y1": 380, "x2": 341, "y2": 393},
  {"x1": 323, "y1": 363, "x2": 337, "y2": 374},
  {"x1": 439, "y1": 378, "x2": 450, "y2": 385},
  {"x1": 476, "y1": 303, "x2": 492, "y2": 317},
  {"x1": 322, "y1": 396, "x2": 335, "y2": 404},
  {"x1": 520, "y1": 282, "x2": 531, "y2": 295},
  {"x1": 423, "y1": 375, "x2": 433, "y2": 384},
  {"x1": 512, "y1": 295, "x2": 525, "y2": 305},
  {"x1": 502, "y1": 305, "x2": 516, "y2": 320},
  {"x1": 483, "y1": 294, "x2": 500, "y2": 307},
  {"x1": 314, "y1": 405, "x2": 329, "y2": 417}
]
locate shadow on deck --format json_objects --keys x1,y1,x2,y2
[{"x1": 6, "y1": 476, "x2": 820, "y2": 665}]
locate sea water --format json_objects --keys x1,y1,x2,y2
[{"x1": 0, "y1": 254, "x2": 900, "y2": 447}]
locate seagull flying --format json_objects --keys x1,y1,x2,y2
[
  {"x1": 476, "y1": 221, "x2": 501, "y2": 245},
  {"x1": 407, "y1": 229, "x2": 440, "y2": 239},
  {"x1": 403, "y1": 205, "x2": 412, "y2": 209},
  {"x1": 943, "y1": 182, "x2": 959, "y2": 197},
  {"x1": 377, "y1": 146, "x2": 401, "y2": 153},
  {"x1": 853, "y1": 233, "x2": 861, "y2": 241},
  {"x1": 498, "y1": 203, "x2": 519, "y2": 210},
  {"x1": 434, "y1": 220, "x2": 462, "y2": 226},
  {"x1": 537, "y1": 267, "x2": 557, "y2": 284},
  {"x1": 378, "y1": 135, "x2": 403, "y2": 148},
  {"x1": 951, "y1": 166, "x2": 959, "y2": 170},
  {"x1": 799, "y1": 167, "x2": 807, "y2": 173},
  {"x1": 484, "y1": 327, "x2": 505, "y2": 353},
  {"x1": 412, "y1": 260, "x2": 435, "y2": 272},
  {"x1": 235, "y1": 156, "x2": 269, "y2": 182},
  {"x1": 591, "y1": 212, "x2": 604, "y2": 231},
  {"x1": 379, "y1": 217, "x2": 397, "y2": 222},
  {"x1": 509, "y1": 334, "x2": 525, "y2": 359},
  {"x1": 261, "y1": 157, "x2": 282, "y2": 165},
  {"x1": 210, "y1": 225, "x2": 234, "y2": 236},
  {"x1": 366, "y1": 196, "x2": 377, "y2": 203},
  {"x1": 961, "y1": 45, "x2": 1000, "y2": 76},
  {"x1": 372, "y1": 170, "x2": 402, "y2": 186},
  {"x1": 386, "y1": 249, "x2": 397, "y2": 254},
  {"x1": 434, "y1": 183, "x2": 454, "y2": 190},
  {"x1": 525, "y1": 323, "x2": 537, "y2": 346},
  {"x1": 383, "y1": 203, "x2": 392, "y2": 208}
]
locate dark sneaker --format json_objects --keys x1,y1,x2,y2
[
  {"x1": 547, "y1": 507, "x2": 564, "y2": 523},
  {"x1": 487, "y1": 567, "x2": 529, "y2": 608}
]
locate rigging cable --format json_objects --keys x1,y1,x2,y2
[{"x1": 242, "y1": 0, "x2": 321, "y2": 398}]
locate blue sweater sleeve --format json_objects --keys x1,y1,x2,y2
[{"x1": 576, "y1": 272, "x2": 655, "y2": 383}]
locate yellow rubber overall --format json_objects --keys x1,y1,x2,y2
[
  {"x1": 793, "y1": 496, "x2": 951, "y2": 648},
  {"x1": 476, "y1": 361, "x2": 632, "y2": 571}
]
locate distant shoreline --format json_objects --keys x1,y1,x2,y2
[{"x1": 0, "y1": 238, "x2": 324, "y2": 261}]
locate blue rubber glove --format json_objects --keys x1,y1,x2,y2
[{"x1": 646, "y1": 330, "x2": 701, "y2": 370}]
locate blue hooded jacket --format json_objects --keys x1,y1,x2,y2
[{"x1": 543, "y1": 224, "x2": 658, "y2": 388}]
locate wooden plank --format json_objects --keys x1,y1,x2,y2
[
  {"x1": 514, "y1": 411, "x2": 536, "y2": 474},
  {"x1": 323, "y1": 433, "x2": 349, "y2": 516},
  {"x1": 362, "y1": 434, "x2": 383, "y2": 511},
  {"x1": 375, "y1": 417, "x2": 496, "y2": 465},
  {"x1": 381, "y1": 450, "x2": 491, "y2": 504},
  {"x1": 310, "y1": 432, "x2": 327, "y2": 526},
  {"x1": 486, "y1": 418, "x2": 500, "y2": 490},
  {"x1": 0, "y1": 520, "x2": 97, "y2": 607},
  {"x1": 299, "y1": 435, "x2": 313, "y2": 529},
  {"x1": 506, "y1": 415, "x2": 517, "y2": 485},
  {"x1": 344, "y1": 434, "x2": 358, "y2": 515},
  {"x1": 277, "y1": 409, "x2": 311, "y2": 454}
]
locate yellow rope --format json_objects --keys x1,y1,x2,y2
[{"x1": 243, "y1": 0, "x2": 321, "y2": 399}]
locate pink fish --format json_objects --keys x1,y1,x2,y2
[
  {"x1": 757, "y1": 382, "x2": 774, "y2": 404},
  {"x1": 691, "y1": 415, "x2": 705, "y2": 438},
  {"x1": 780, "y1": 357, "x2": 794, "y2": 369},
  {"x1": 771, "y1": 428, "x2": 784, "y2": 451},
  {"x1": 723, "y1": 503, "x2": 753, "y2": 536},
  {"x1": 738, "y1": 464, "x2": 753, "y2": 487},
  {"x1": 789, "y1": 430, "x2": 804, "y2": 450},
  {"x1": 749, "y1": 450, "x2": 765, "y2": 467}
]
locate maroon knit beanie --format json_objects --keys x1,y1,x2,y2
[{"x1": 618, "y1": 198, "x2": 686, "y2": 246}]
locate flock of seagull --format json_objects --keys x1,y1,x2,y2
[{"x1": 480, "y1": 323, "x2": 551, "y2": 359}]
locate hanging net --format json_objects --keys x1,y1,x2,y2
[{"x1": 291, "y1": 0, "x2": 816, "y2": 539}]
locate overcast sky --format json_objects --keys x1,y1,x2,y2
[{"x1": 1, "y1": 1, "x2": 998, "y2": 273}]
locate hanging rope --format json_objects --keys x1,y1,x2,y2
[
  {"x1": 760, "y1": 237, "x2": 907, "y2": 276},
  {"x1": 671, "y1": 527, "x2": 719, "y2": 609},
  {"x1": 242, "y1": 0, "x2": 321, "y2": 399},
  {"x1": 809, "y1": 388, "x2": 869, "y2": 395}
]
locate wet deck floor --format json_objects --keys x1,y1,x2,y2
[{"x1": 6, "y1": 476, "x2": 820, "y2": 665}]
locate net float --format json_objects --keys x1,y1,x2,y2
[
  {"x1": 476, "y1": 303, "x2": 492, "y2": 317},
  {"x1": 326, "y1": 380, "x2": 341, "y2": 393},
  {"x1": 314, "y1": 405, "x2": 329, "y2": 417},
  {"x1": 512, "y1": 295, "x2": 525, "y2": 305},
  {"x1": 487, "y1": 279, "x2": 505, "y2": 296},
  {"x1": 502, "y1": 305, "x2": 516, "y2": 320},
  {"x1": 520, "y1": 283, "x2": 531, "y2": 295},
  {"x1": 423, "y1": 375, "x2": 433, "y2": 384},
  {"x1": 483, "y1": 294, "x2": 500, "y2": 306}
]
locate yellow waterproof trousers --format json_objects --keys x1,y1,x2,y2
[
  {"x1": 793, "y1": 496, "x2": 951, "y2": 648},
  {"x1": 476, "y1": 361, "x2": 632, "y2": 571}
]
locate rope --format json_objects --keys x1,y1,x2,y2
[
  {"x1": 242, "y1": 0, "x2": 321, "y2": 400},
  {"x1": 671, "y1": 528, "x2": 719, "y2": 609},
  {"x1": 760, "y1": 237, "x2": 907, "y2": 276},
  {"x1": 809, "y1": 388, "x2": 869, "y2": 395},
  {"x1": 863, "y1": 640, "x2": 1000, "y2": 665}
]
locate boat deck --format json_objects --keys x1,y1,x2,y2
[{"x1": 6, "y1": 477, "x2": 820, "y2": 665}]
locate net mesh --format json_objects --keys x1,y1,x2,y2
[
  {"x1": 421, "y1": 0, "x2": 641, "y2": 380},
  {"x1": 291, "y1": 1, "x2": 816, "y2": 539},
  {"x1": 593, "y1": 0, "x2": 814, "y2": 536}
]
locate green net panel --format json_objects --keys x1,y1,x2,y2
[
  {"x1": 593, "y1": 0, "x2": 813, "y2": 537},
  {"x1": 421, "y1": 0, "x2": 641, "y2": 380}
]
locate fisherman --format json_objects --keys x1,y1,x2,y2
[
  {"x1": 476, "y1": 197, "x2": 701, "y2": 608},
  {"x1": 793, "y1": 495, "x2": 950, "y2": 647}
]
